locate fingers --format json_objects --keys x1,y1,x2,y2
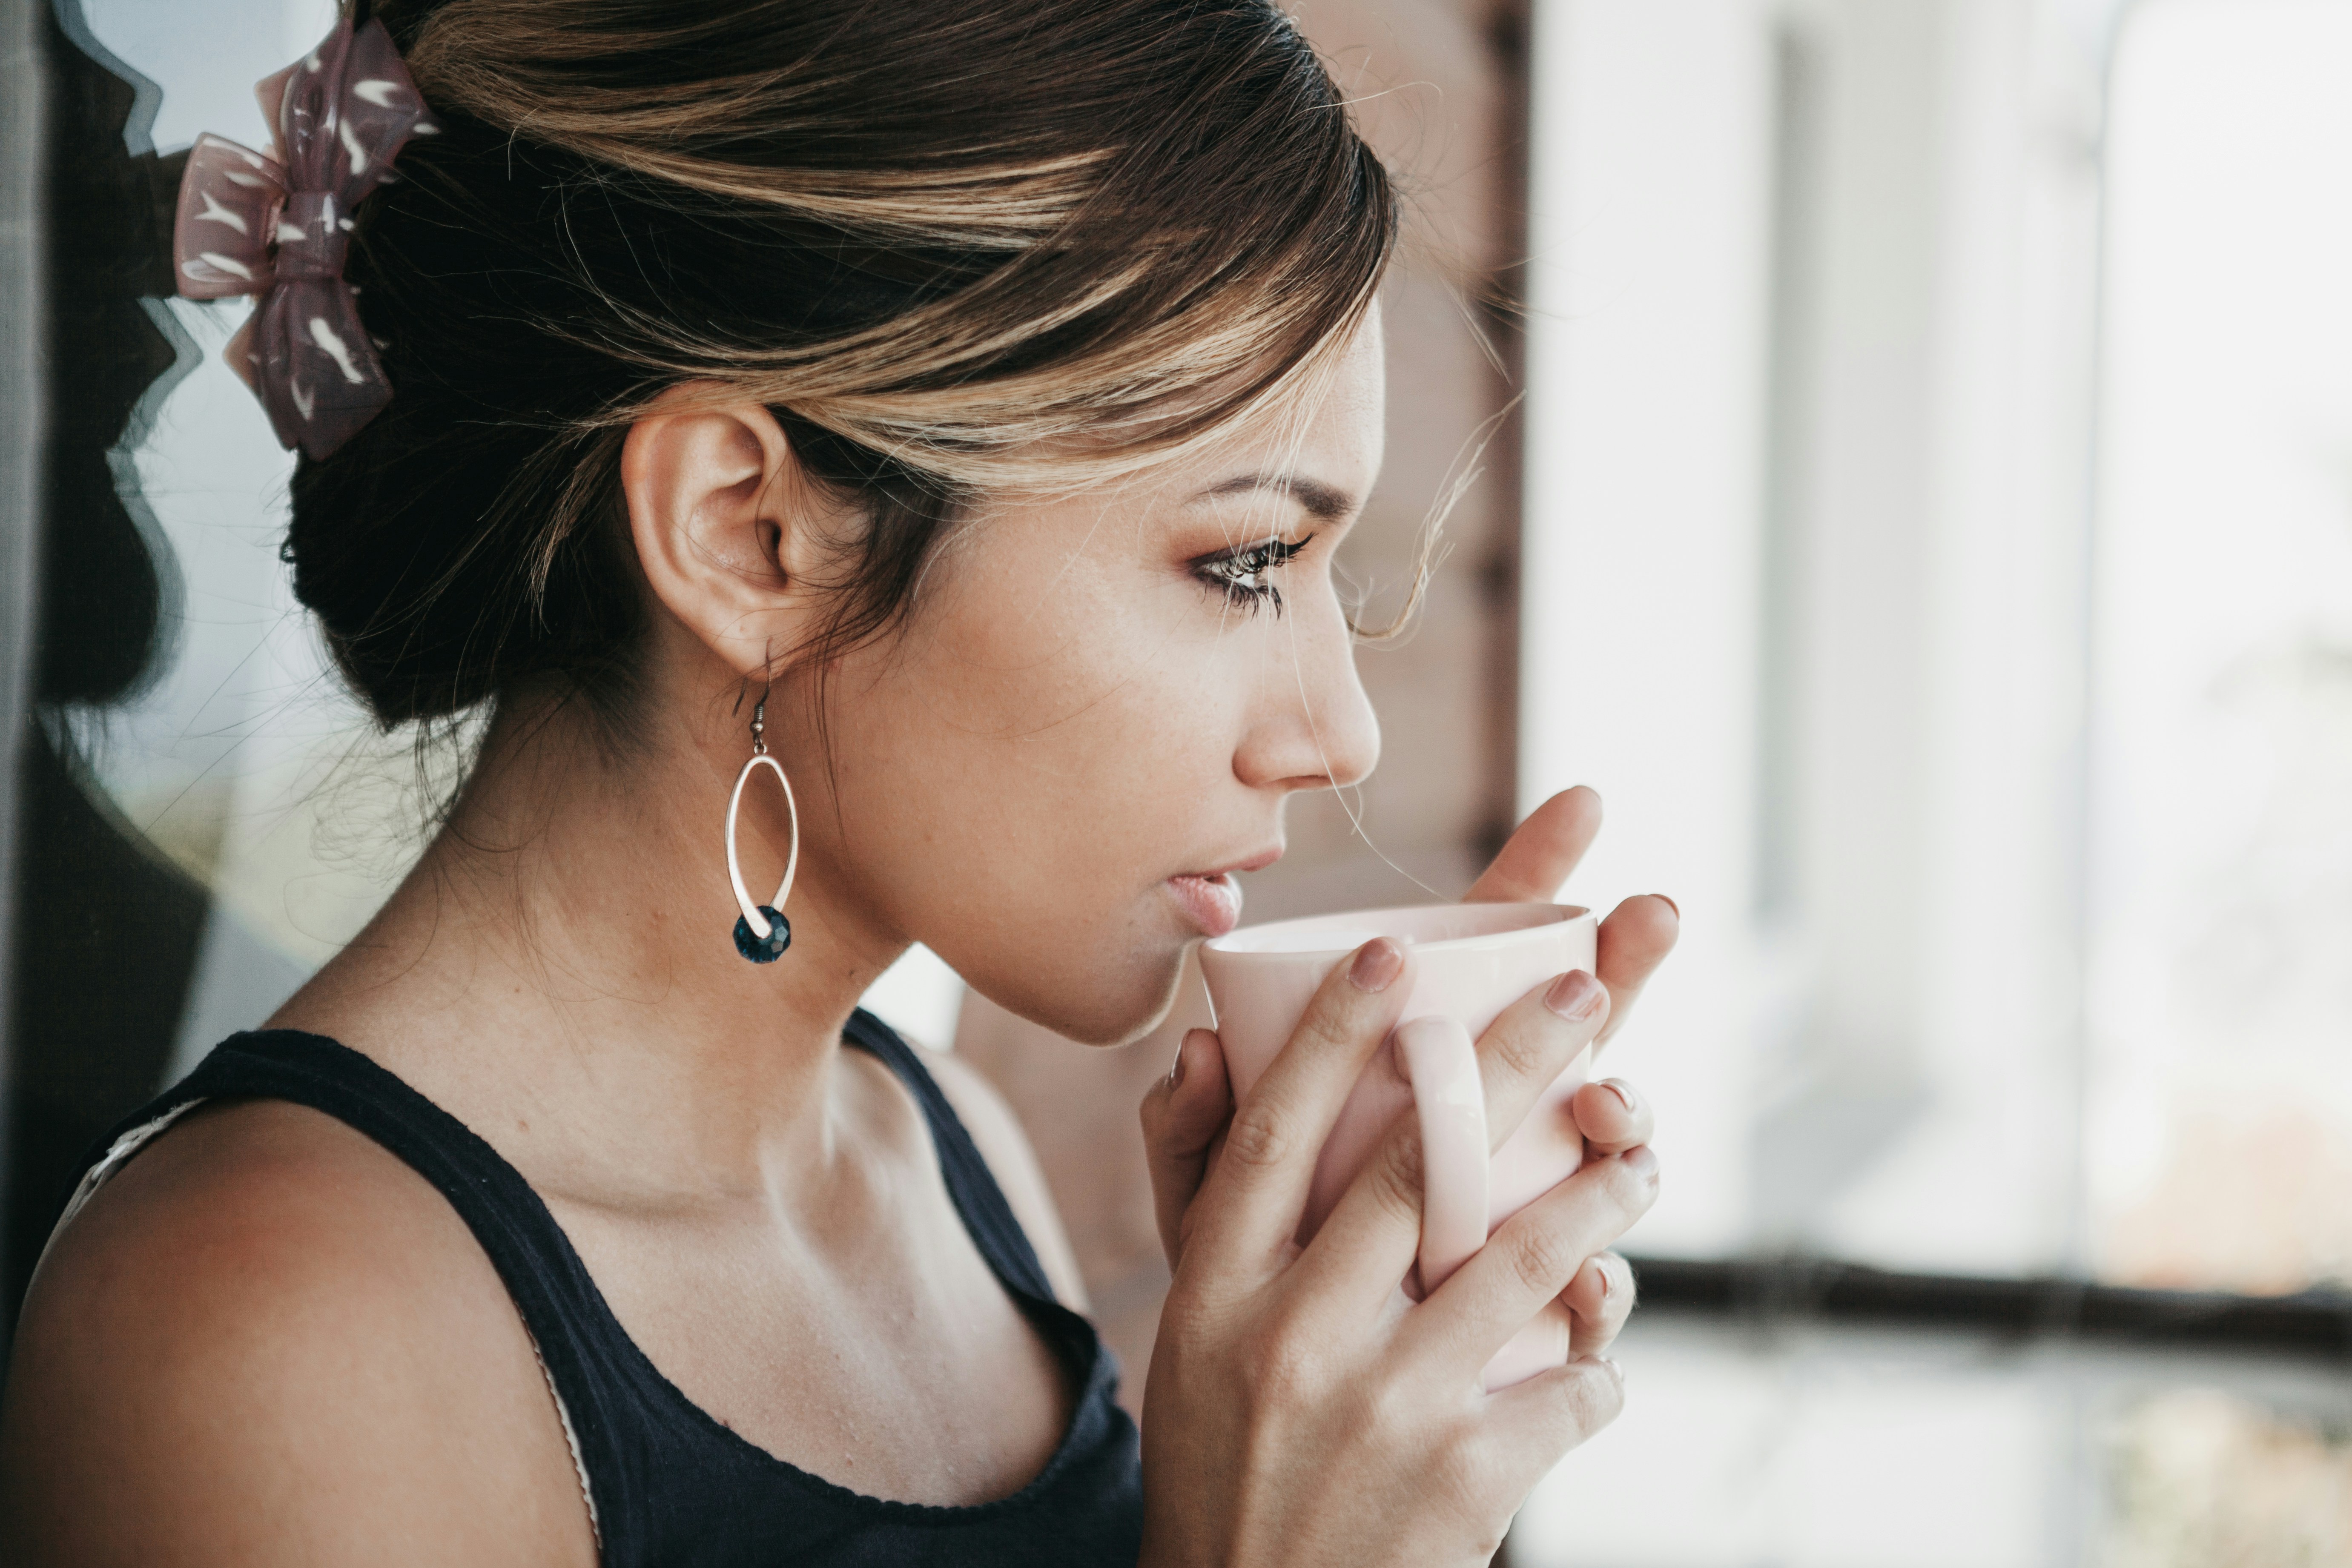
[
  {"x1": 1592, "y1": 894, "x2": 1678, "y2": 1052},
  {"x1": 1466, "y1": 790, "x2": 1677, "y2": 1052},
  {"x1": 1467, "y1": 791, "x2": 1675, "y2": 1054},
  {"x1": 1569, "y1": 1078, "x2": 1653, "y2": 1157},
  {"x1": 1182, "y1": 938, "x2": 1415, "y2": 1280},
  {"x1": 1409, "y1": 1145, "x2": 1659, "y2": 1369},
  {"x1": 1463, "y1": 787, "x2": 1603, "y2": 904},
  {"x1": 1140, "y1": 1029, "x2": 1233, "y2": 1272},
  {"x1": 1299, "y1": 970, "x2": 1612, "y2": 1305},
  {"x1": 1479, "y1": 973, "x2": 1610, "y2": 1152},
  {"x1": 1480, "y1": 1355, "x2": 1626, "y2": 1485},
  {"x1": 1560, "y1": 1250, "x2": 1636, "y2": 1357}
]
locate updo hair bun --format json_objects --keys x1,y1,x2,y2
[{"x1": 288, "y1": 0, "x2": 1396, "y2": 727}]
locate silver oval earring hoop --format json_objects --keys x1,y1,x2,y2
[{"x1": 726, "y1": 699, "x2": 800, "y2": 963}]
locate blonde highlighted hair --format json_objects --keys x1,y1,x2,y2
[{"x1": 290, "y1": 0, "x2": 1397, "y2": 723}]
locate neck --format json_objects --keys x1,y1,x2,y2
[{"x1": 274, "y1": 683, "x2": 903, "y2": 1193}]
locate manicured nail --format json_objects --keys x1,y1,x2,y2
[
  {"x1": 1650, "y1": 893, "x2": 1680, "y2": 920},
  {"x1": 1168, "y1": 1042, "x2": 1187, "y2": 1091},
  {"x1": 1349, "y1": 938, "x2": 1405, "y2": 992},
  {"x1": 1604, "y1": 1080, "x2": 1637, "y2": 1113},
  {"x1": 1544, "y1": 970, "x2": 1604, "y2": 1020}
]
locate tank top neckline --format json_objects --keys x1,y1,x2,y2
[
  {"x1": 293, "y1": 1021, "x2": 1101, "y2": 1520},
  {"x1": 60, "y1": 1014, "x2": 1137, "y2": 1546}
]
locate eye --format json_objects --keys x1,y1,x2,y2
[{"x1": 1192, "y1": 536, "x2": 1310, "y2": 617}]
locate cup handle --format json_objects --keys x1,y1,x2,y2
[{"x1": 1394, "y1": 1016, "x2": 1490, "y2": 1295}]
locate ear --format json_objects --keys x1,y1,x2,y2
[{"x1": 621, "y1": 388, "x2": 826, "y2": 680}]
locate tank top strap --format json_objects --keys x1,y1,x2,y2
[
  {"x1": 74, "y1": 1032, "x2": 610, "y2": 1339},
  {"x1": 63, "y1": 1029, "x2": 638, "y2": 1548},
  {"x1": 839, "y1": 1008, "x2": 1059, "y2": 1305}
]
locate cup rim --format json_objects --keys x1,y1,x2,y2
[{"x1": 1199, "y1": 900, "x2": 1593, "y2": 960}]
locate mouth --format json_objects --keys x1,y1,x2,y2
[{"x1": 1165, "y1": 848, "x2": 1281, "y2": 939}]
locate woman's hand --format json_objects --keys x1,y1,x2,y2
[
  {"x1": 1144, "y1": 786, "x2": 1678, "y2": 1273},
  {"x1": 1136, "y1": 936, "x2": 1659, "y2": 1566},
  {"x1": 1458, "y1": 787, "x2": 1681, "y2": 1063}
]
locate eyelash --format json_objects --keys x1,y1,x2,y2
[{"x1": 1194, "y1": 536, "x2": 1310, "y2": 617}]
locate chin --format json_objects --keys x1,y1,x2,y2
[{"x1": 969, "y1": 936, "x2": 1191, "y2": 1049}]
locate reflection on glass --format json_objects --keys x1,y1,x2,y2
[
  {"x1": 39, "y1": 0, "x2": 412, "y2": 1090},
  {"x1": 2089, "y1": 0, "x2": 2352, "y2": 1296},
  {"x1": 4, "y1": 0, "x2": 376, "y2": 1337}
]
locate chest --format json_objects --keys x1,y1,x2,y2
[{"x1": 549, "y1": 1182, "x2": 1075, "y2": 1507}]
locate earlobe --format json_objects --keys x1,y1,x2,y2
[{"x1": 621, "y1": 390, "x2": 812, "y2": 678}]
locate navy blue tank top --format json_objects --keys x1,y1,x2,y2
[{"x1": 64, "y1": 1014, "x2": 1143, "y2": 1565}]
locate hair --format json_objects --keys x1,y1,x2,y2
[{"x1": 287, "y1": 0, "x2": 1398, "y2": 730}]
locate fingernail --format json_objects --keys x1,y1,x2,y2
[
  {"x1": 1620, "y1": 1144, "x2": 1658, "y2": 1179},
  {"x1": 1349, "y1": 938, "x2": 1405, "y2": 992},
  {"x1": 1650, "y1": 894, "x2": 1680, "y2": 920},
  {"x1": 1168, "y1": 1042, "x2": 1187, "y2": 1091},
  {"x1": 1544, "y1": 970, "x2": 1604, "y2": 1020},
  {"x1": 1599, "y1": 1354, "x2": 1623, "y2": 1384},
  {"x1": 1604, "y1": 1081, "x2": 1637, "y2": 1113}
]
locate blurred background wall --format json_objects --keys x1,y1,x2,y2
[{"x1": 4, "y1": 0, "x2": 2351, "y2": 1563}]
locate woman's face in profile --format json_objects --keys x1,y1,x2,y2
[{"x1": 818, "y1": 315, "x2": 1388, "y2": 1045}]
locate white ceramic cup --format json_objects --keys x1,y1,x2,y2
[{"x1": 1196, "y1": 901, "x2": 1598, "y2": 1389}]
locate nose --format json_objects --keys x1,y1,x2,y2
[{"x1": 1232, "y1": 599, "x2": 1381, "y2": 794}]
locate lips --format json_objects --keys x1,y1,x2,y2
[
  {"x1": 1165, "y1": 844, "x2": 1280, "y2": 938},
  {"x1": 1166, "y1": 872, "x2": 1245, "y2": 937}
]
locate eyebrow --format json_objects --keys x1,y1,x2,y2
[{"x1": 1194, "y1": 473, "x2": 1359, "y2": 522}]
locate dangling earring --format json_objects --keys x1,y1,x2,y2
[{"x1": 726, "y1": 698, "x2": 800, "y2": 963}]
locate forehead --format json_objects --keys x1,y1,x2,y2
[
  {"x1": 1310, "y1": 305, "x2": 1386, "y2": 432},
  {"x1": 1157, "y1": 307, "x2": 1387, "y2": 500},
  {"x1": 977, "y1": 310, "x2": 1387, "y2": 537}
]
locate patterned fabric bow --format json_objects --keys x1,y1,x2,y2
[{"x1": 172, "y1": 17, "x2": 437, "y2": 459}]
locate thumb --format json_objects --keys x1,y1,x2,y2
[{"x1": 1140, "y1": 1028, "x2": 1233, "y2": 1270}]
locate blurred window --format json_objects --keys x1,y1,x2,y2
[
  {"x1": 1514, "y1": 0, "x2": 2352, "y2": 1559},
  {"x1": 2086, "y1": 0, "x2": 2352, "y2": 1297},
  {"x1": 1526, "y1": 0, "x2": 2352, "y2": 1294}
]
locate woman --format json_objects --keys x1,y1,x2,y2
[{"x1": 0, "y1": 0, "x2": 1676, "y2": 1562}]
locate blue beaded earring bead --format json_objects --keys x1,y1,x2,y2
[{"x1": 726, "y1": 699, "x2": 800, "y2": 963}]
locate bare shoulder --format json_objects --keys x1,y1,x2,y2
[
  {"x1": 0, "y1": 1099, "x2": 595, "y2": 1568},
  {"x1": 912, "y1": 1044, "x2": 1091, "y2": 1311}
]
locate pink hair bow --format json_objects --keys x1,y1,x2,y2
[{"x1": 172, "y1": 17, "x2": 437, "y2": 459}]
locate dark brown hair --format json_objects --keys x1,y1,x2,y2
[{"x1": 290, "y1": 0, "x2": 1397, "y2": 727}]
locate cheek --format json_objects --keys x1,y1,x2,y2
[
  {"x1": 823, "y1": 559, "x2": 1251, "y2": 1034},
  {"x1": 961, "y1": 592, "x2": 1233, "y2": 866}
]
